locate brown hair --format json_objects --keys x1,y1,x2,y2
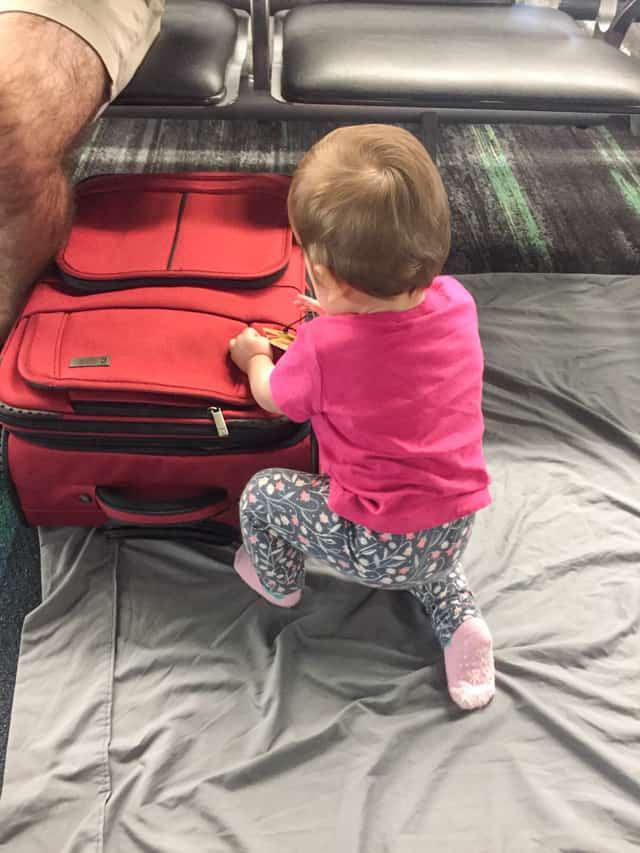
[{"x1": 288, "y1": 124, "x2": 450, "y2": 297}]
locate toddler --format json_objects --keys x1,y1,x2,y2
[{"x1": 229, "y1": 125, "x2": 494, "y2": 711}]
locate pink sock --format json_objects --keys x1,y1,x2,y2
[
  {"x1": 233, "y1": 546, "x2": 302, "y2": 608},
  {"x1": 444, "y1": 617, "x2": 495, "y2": 711}
]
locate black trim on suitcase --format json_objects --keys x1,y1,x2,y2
[
  {"x1": 104, "y1": 522, "x2": 240, "y2": 547},
  {"x1": 96, "y1": 486, "x2": 228, "y2": 518},
  {"x1": 59, "y1": 266, "x2": 290, "y2": 293},
  {"x1": 167, "y1": 193, "x2": 188, "y2": 270},
  {"x1": 70, "y1": 401, "x2": 255, "y2": 417}
]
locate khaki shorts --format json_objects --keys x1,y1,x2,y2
[{"x1": 0, "y1": 0, "x2": 165, "y2": 101}]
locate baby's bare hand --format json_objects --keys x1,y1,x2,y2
[
  {"x1": 229, "y1": 328, "x2": 273, "y2": 373},
  {"x1": 294, "y1": 294, "x2": 325, "y2": 316}
]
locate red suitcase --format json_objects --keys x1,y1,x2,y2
[{"x1": 0, "y1": 172, "x2": 314, "y2": 541}]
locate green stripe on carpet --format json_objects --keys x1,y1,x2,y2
[
  {"x1": 471, "y1": 125, "x2": 551, "y2": 265},
  {"x1": 597, "y1": 128, "x2": 640, "y2": 217}
]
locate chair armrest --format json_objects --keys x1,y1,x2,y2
[
  {"x1": 595, "y1": 0, "x2": 640, "y2": 47},
  {"x1": 251, "y1": 0, "x2": 271, "y2": 89}
]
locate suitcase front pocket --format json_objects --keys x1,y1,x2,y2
[{"x1": 17, "y1": 308, "x2": 253, "y2": 405}]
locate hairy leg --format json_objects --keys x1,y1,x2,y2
[{"x1": 0, "y1": 12, "x2": 108, "y2": 340}]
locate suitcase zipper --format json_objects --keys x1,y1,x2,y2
[
  {"x1": 208, "y1": 407, "x2": 229, "y2": 438},
  {"x1": 7, "y1": 423, "x2": 309, "y2": 456},
  {"x1": 71, "y1": 400, "x2": 246, "y2": 432},
  {"x1": 0, "y1": 400, "x2": 307, "y2": 452}
]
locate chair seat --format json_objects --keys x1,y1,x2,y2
[
  {"x1": 281, "y1": 4, "x2": 640, "y2": 112},
  {"x1": 115, "y1": 0, "x2": 239, "y2": 107}
]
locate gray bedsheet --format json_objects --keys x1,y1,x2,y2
[{"x1": 0, "y1": 274, "x2": 639, "y2": 852}]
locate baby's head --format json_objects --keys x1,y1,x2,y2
[{"x1": 288, "y1": 124, "x2": 450, "y2": 314}]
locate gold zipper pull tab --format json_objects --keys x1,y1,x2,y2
[{"x1": 208, "y1": 406, "x2": 229, "y2": 438}]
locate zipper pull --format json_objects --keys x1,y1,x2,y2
[{"x1": 208, "y1": 407, "x2": 229, "y2": 438}]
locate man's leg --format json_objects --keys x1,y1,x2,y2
[
  {"x1": 0, "y1": 12, "x2": 107, "y2": 340},
  {"x1": 0, "y1": 0, "x2": 164, "y2": 341}
]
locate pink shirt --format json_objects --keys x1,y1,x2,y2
[{"x1": 270, "y1": 275, "x2": 491, "y2": 533}]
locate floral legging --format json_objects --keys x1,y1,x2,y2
[{"x1": 240, "y1": 469, "x2": 480, "y2": 647}]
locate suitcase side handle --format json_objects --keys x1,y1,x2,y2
[{"x1": 95, "y1": 487, "x2": 228, "y2": 526}]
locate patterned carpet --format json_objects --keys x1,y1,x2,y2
[
  {"x1": 1, "y1": 112, "x2": 639, "y2": 781},
  {"x1": 0, "y1": 501, "x2": 39, "y2": 778}
]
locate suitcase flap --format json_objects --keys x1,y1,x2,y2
[
  {"x1": 56, "y1": 173, "x2": 293, "y2": 292},
  {"x1": 17, "y1": 307, "x2": 255, "y2": 405}
]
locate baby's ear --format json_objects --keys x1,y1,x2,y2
[
  {"x1": 311, "y1": 263, "x2": 325, "y2": 281},
  {"x1": 313, "y1": 264, "x2": 340, "y2": 290}
]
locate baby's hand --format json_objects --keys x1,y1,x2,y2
[
  {"x1": 229, "y1": 328, "x2": 273, "y2": 373},
  {"x1": 294, "y1": 294, "x2": 326, "y2": 316}
]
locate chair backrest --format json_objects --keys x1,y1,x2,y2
[
  {"x1": 268, "y1": 0, "x2": 513, "y2": 10},
  {"x1": 252, "y1": 0, "x2": 515, "y2": 89}
]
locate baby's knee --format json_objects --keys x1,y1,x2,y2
[
  {"x1": 241, "y1": 470, "x2": 296, "y2": 516},
  {"x1": 243, "y1": 469, "x2": 281, "y2": 498}
]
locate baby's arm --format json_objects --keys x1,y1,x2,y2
[
  {"x1": 246, "y1": 354, "x2": 282, "y2": 414},
  {"x1": 230, "y1": 320, "x2": 318, "y2": 423},
  {"x1": 229, "y1": 329, "x2": 283, "y2": 414}
]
